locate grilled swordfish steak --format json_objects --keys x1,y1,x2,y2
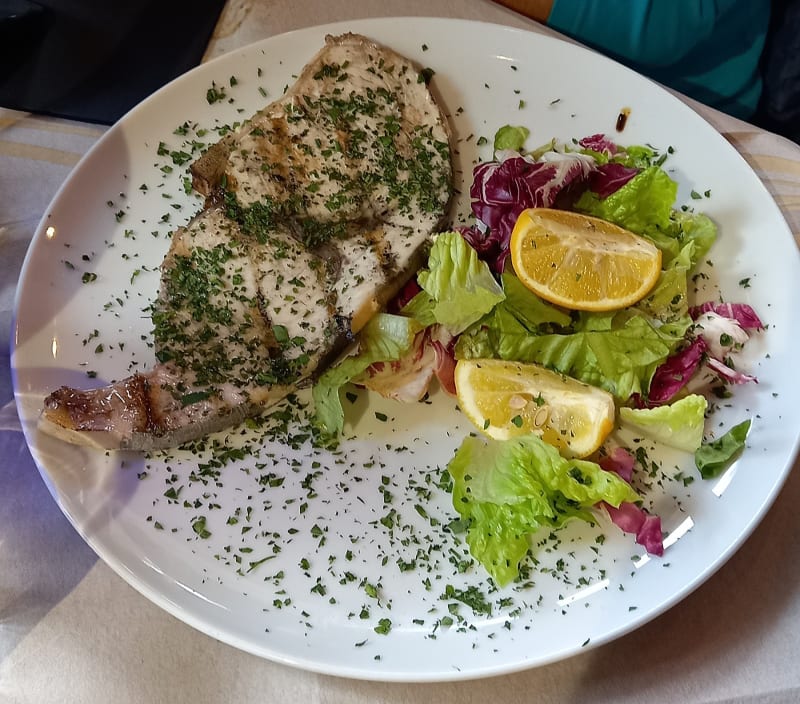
[{"x1": 40, "y1": 33, "x2": 454, "y2": 451}]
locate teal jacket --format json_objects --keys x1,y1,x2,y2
[{"x1": 548, "y1": 0, "x2": 770, "y2": 119}]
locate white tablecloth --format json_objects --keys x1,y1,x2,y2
[{"x1": 2, "y1": 1, "x2": 799, "y2": 702}]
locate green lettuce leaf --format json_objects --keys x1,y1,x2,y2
[
  {"x1": 695, "y1": 419, "x2": 751, "y2": 479},
  {"x1": 573, "y1": 163, "x2": 718, "y2": 271},
  {"x1": 448, "y1": 434, "x2": 640, "y2": 585},
  {"x1": 616, "y1": 144, "x2": 659, "y2": 169},
  {"x1": 415, "y1": 231, "x2": 505, "y2": 334},
  {"x1": 528, "y1": 138, "x2": 558, "y2": 161},
  {"x1": 457, "y1": 312, "x2": 684, "y2": 401},
  {"x1": 574, "y1": 165, "x2": 677, "y2": 233},
  {"x1": 500, "y1": 272, "x2": 573, "y2": 330},
  {"x1": 641, "y1": 210, "x2": 717, "y2": 267},
  {"x1": 312, "y1": 313, "x2": 423, "y2": 440},
  {"x1": 571, "y1": 310, "x2": 615, "y2": 332},
  {"x1": 635, "y1": 240, "x2": 694, "y2": 323},
  {"x1": 400, "y1": 289, "x2": 436, "y2": 327},
  {"x1": 494, "y1": 124, "x2": 530, "y2": 153},
  {"x1": 619, "y1": 394, "x2": 708, "y2": 452},
  {"x1": 671, "y1": 210, "x2": 717, "y2": 266},
  {"x1": 574, "y1": 158, "x2": 717, "y2": 270}
]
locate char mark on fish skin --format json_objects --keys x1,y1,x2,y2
[{"x1": 44, "y1": 374, "x2": 152, "y2": 434}]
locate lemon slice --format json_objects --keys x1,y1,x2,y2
[
  {"x1": 454, "y1": 358, "x2": 615, "y2": 458},
  {"x1": 509, "y1": 208, "x2": 662, "y2": 312}
]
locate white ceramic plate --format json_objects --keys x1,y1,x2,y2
[{"x1": 12, "y1": 18, "x2": 800, "y2": 681}]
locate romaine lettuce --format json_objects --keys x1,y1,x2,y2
[
  {"x1": 619, "y1": 393, "x2": 708, "y2": 452},
  {"x1": 574, "y1": 165, "x2": 677, "y2": 233},
  {"x1": 447, "y1": 434, "x2": 641, "y2": 585},
  {"x1": 413, "y1": 231, "x2": 505, "y2": 334},
  {"x1": 500, "y1": 272, "x2": 573, "y2": 330},
  {"x1": 457, "y1": 311, "x2": 684, "y2": 401}
]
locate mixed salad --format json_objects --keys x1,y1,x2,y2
[{"x1": 312, "y1": 127, "x2": 762, "y2": 586}]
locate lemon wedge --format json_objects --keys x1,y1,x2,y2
[
  {"x1": 454, "y1": 358, "x2": 615, "y2": 458},
  {"x1": 509, "y1": 208, "x2": 662, "y2": 312}
]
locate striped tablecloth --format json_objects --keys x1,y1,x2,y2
[{"x1": 1, "y1": 1, "x2": 798, "y2": 702}]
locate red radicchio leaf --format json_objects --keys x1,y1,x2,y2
[
  {"x1": 359, "y1": 330, "x2": 436, "y2": 402},
  {"x1": 704, "y1": 356, "x2": 758, "y2": 385},
  {"x1": 470, "y1": 159, "x2": 559, "y2": 262},
  {"x1": 589, "y1": 162, "x2": 639, "y2": 198},
  {"x1": 578, "y1": 133, "x2": 620, "y2": 156},
  {"x1": 360, "y1": 327, "x2": 459, "y2": 401},
  {"x1": 431, "y1": 335, "x2": 457, "y2": 396},
  {"x1": 689, "y1": 302, "x2": 764, "y2": 330},
  {"x1": 469, "y1": 154, "x2": 597, "y2": 272},
  {"x1": 599, "y1": 446, "x2": 635, "y2": 483},
  {"x1": 636, "y1": 512, "x2": 665, "y2": 556},
  {"x1": 603, "y1": 502, "x2": 665, "y2": 556},
  {"x1": 387, "y1": 278, "x2": 422, "y2": 313},
  {"x1": 458, "y1": 224, "x2": 504, "y2": 265},
  {"x1": 638, "y1": 337, "x2": 708, "y2": 407},
  {"x1": 597, "y1": 446, "x2": 664, "y2": 556}
]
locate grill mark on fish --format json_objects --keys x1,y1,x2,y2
[
  {"x1": 39, "y1": 32, "x2": 454, "y2": 451},
  {"x1": 254, "y1": 290, "x2": 282, "y2": 357},
  {"x1": 364, "y1": 226, "x2": 397, "y2": 274}
]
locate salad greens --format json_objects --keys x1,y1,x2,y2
[
  {"x1": 406, "y1": 231, "x2": 505, "y2": 335},
  {"x1": 312, "y1": 313, "x2": 423, "y2": 439},
  {"x1": 448, "y1": 434, "x2": 640, "y2": 586},
  {"x1": 619, "y1": 394, "x2": 708, "y2": 453},
  {"x1": 456, "y1": 308, "x2": 686, "y2": 401},
  {"x1": 575, "y1": 165, "x2": 678, "y2": 233},
  {"x1": 695, "y1": 419, "x2": 752, "y2": 479},
  {"x1": 311, "y1": 126, "x2": 761, "y2": 586},
  {"x1": 313, "y1": 232, "x2": 504, "y2": 441},
  {"x1": 493, "y1": 124, "x2": 530, "y2": 153}
]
